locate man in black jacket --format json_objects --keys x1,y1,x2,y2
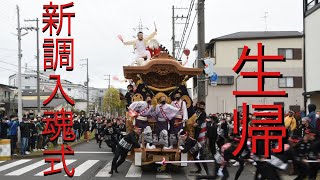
[
  {"x1": 28, "y1": 119, "x2": 37, "y2": 152},
  {"x1": 125, "y1": 85, "x2": 134, "y2": 110},
  {"x1": 296, "y1": 117, "x2": 311, "y2": 138},
  {"x1": 100, "y1": 119, "x2": 120, "y2": 152},
  {"x1": 73, "y1": 119, "x2": 80, "y2": 142},
  {"x1": 94, "y1": 118, "x2": 103, "y2": 143},
  {"x1": 0, "y1": 118, "x2": 9, "y2": 139},
  {"x1": 20, "y1": 119, "x2": 30, "y2": 155},
  {"x1": 206, "y1": 115, "x2": 218, "y2": 157},
  {"x1": 293, "y1": 129, "x2": 320, "y2": 180},
  {"x1": 180, "y1": 130, "x2": 209, "y2": 174},
  {"x1": 194, "y1": 101, "x2": 206, "y2": 141},
  {"x1": 116, "y1": 119, "x2": 126, "y2": 140},
  {"x1": 218, "y1": 137, "x2": 245, "y2": 180},
  {"x1": 109, "y1": 126, "x2": 142, "y2": 175}
]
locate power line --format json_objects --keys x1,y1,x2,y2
[
  {"x1": 176, "y1": 0, "x2": 196, "y2": 59},
  {"x1": 178, "y1": 12, "x2": 197, "y2": 61},
  {"x1": 0, "y1": 66, "x2": 16, "y2": 73},
  {"x1": 0, "y1": 48, "x2": 17, "y2": 51},
  {"x1": 0, "y1": 59, "x2": 48, "y2": 76},
  {"x1": 0, "y1": 59, "x2": 18, "y2": 67}
]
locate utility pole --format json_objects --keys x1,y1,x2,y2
[
  {"x1": 24, "y1": 18, "x2": 40, "y2": 116},
  {"x1": 197, "y1": 0, "x2": 206, "y2": 102},
  {"x1": 104, "y1": 74, "x2": 111, "y2": 89},
  {"x1": 172, "y1": 6, "x2": 188, "y2": 59},
  {"x1": 261, "y1": 12, "x2": 269, "y2": 32},
  {"x1": 81, "y1": 58, "x2": 89, "y2": 117},
  {"x1": 104, "y1": 74, "x2": 111, "y2": 118},
  {"x1": 16, "y1": 5, "x2": 23, "y2": 123}
]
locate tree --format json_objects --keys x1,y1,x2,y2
[{"x1": 103, "y1": 87, "x2": 121, "y2": 116}]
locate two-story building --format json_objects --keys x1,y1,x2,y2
[
  {"x1": 303, "y1": 0, "x2": 320, "y2": 111},
  {"x1": 193, "y1": 31, "x2": 304, "y2": 114},
  {"x1": 0, "y1": 84, "x2": 17, "y2": 117}
]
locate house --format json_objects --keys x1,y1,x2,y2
[
  {"x1": 303, "y1": 0, "x2": 320, "y2": 111},
  {"x1": 22, "y1": 89, "x2": 51, "y2": 100},
  {"x1": 9, "y1": 70, "x2": 87, "y2": 100},
  {"x1": 193, "y1": 31, "x2": 304, "y2": 113},
  {"x1": 9, "y1": 69, "x2": 108, "y2": 113},
  {"x1": 0, "y1": 84, "x2": 17, "y2": 117}
]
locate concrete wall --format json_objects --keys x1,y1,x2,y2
[
  {"x1": 305, "y1": 8, "x2": 320, "y2": 92},
  {"x1": 305, "y1": 7, "x2": 320, "y2": 112}
]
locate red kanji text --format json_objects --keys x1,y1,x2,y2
[
  {"x1": 233, "y1": 43, "x2": 287, "y2": 97},
  {"x1": 43, "y1": 75, "x2": 75, "y2": 106},
  {"x1": 43, "y1": 1, "x2": 75, "y2": 36},
  {"x1": 233, "y1": 103, "x2": 286, "y2": 158}
]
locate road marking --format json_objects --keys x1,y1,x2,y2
[
  {"x1": 156, "y1": 172, "x2": 172, "y2": 179},
  {"x1": 95, "y1": 161, "x2": 112, "y2": 177},
  {"x1": 6, "y1": 160, "x2": 46, "y2": 176},
  {"x1": 35, "y1": 159, "x2": 76, "y2": 176},
  {"x1": 125, "y1": 164, "x2": 142, "y2": 178},
  {"x1": 64, "y1": 160, "x2": 99, "y2": 176},
  {"x1": 0, "y1": 159, "x2": 32, "y2": 172},
  {"x1": 0, "y1": 161, "x2": 4, "y2": 164},
  {"x1": 74, "y1": 151, "x2": 113, "y2": 154}
]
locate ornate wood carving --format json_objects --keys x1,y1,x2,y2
[{"x1": 123, "y1": 52, "x2": 203, "y2": 87}]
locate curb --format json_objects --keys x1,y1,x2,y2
[{"x1": 11, "y1": 137, "x2": 94, "y2": 160}]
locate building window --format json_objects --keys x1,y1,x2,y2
[
  {"x1": 238, "y1": 48, "x2": 244, "y2": 59},
  {"x1": 306, "y1": 0, "x2": 317, "y2": 10},
  {"x1": 68, "y1": 88, "x2": 71, "y2": 91},
  {"x1": 274, "y1": 102, "x2": 285, "y2": 108},
  {"x1": 279, "y1": 77, "x2": 302, "y2": 88},
  {"x1": 25, "y1": 86, "x2": 30, "y2": 89},
  {"x1": 217, "y1": 76, "x2": 234, "y2": 85},
  {"x1": 25, "y1": 76, "x2": 30, "y2": 79},
  {"x1": 210, "y1": 48, "x2": 215, "y2": 58},
  {"x1": 289, "y1": 105, "x2": 301, "y2": 113},
  {"x1": 278, "y1": 48, "x2": 302, "y2": 60},
  {"x1": 100, "y1": 90, "x2": 103, "y2": 93},
  {"x1": 193, "y1": 76, "x2": 198, "y2": 88}
]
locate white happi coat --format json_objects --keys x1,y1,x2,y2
[
  {"x1": 153, "y1": 103, "x2": 179, "y2": 122},
  {"x1": 171, "y1": 100, "x2": 188, "y2": 121},
  {"x1": 129, "y1": 101, "x2": 153, "y2": 120}
]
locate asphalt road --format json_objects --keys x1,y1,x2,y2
[{"x1": 0, "y1": 140, "x2": 290, "y2": 180}]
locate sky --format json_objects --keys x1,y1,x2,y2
[{"x1": 0, "y1": 0, "x2": 303, "y2": 89}]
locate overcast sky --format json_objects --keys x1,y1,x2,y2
[{"x1": 0, "y1": 0, "x2": 303, "y2": 89}]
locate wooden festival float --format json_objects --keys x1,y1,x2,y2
[{"x1": 123, "y1": 46, "x2": 202, "y2": 171}]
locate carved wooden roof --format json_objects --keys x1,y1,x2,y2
[{"x1": 123, "y1": 52, "x2": 203, "y2": 88}]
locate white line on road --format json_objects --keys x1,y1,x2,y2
[
  {"x1": 0, "y1": 161, "x2": 4, "y2": 164},
  {"x1": 35, "y1": 159, "x2": 76, "y2": 176},
  {"x1": 156, "y1": 172, "x2": 172, "y2": 179},
  {"x1": 95, "y1": 161, "x2": 112, "y2": 177},
  {"x1": 0, "y1": 159, "x2": 32, "y2": 172},
  {"x1": 125, "y1": 164, "x2": 142, "y2": 178},
  {"x1": 6, "y1": 160, "x2": 46, "y2": 176},
  {"x1": 74, "y1": 151, "x2": 113, "y2": 154},
  {"x1": 64, "y1": 160, "x2": 99, "y2": 176}
]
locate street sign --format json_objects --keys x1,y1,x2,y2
[{"x1": 210, "y1": 72, "x2": 218, "y2": 86}]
